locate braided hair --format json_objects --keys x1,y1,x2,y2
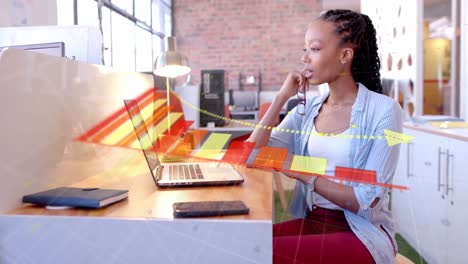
[{"x1": 319, "y1": 9, "x2": 383, "y2": 94}]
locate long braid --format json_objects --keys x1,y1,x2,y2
[{"x1": 319, "y1": 10, "x2": 383, "y2": 94}]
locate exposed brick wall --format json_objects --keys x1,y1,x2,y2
[{"x1": 173, "y1": 0, "x2": 322, "y2": 91}]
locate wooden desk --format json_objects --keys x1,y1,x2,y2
[
  {"x1": 1, "y1": 146, "x2": 273, "y2": 264},
  {"x1": 9, "y1": 147, "x2": 272, "y2": 220}
]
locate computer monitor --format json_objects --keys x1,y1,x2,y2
[{"x1": 0, "y1": 42, "x2": 65, "y2": 58}]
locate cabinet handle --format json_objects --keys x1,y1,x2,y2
[
  {"x1": 407, "y1": 143, "x2": 413, "y2": 178},
  {"x1": 445, "y1": 151, "x2": 454, "y2": 195},
  {"x1": 438, "y1": 147, "x2": 446, "y2": 192}
]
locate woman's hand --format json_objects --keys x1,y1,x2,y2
[
  {"x1": 277, "y1": 70, "x2": 312, "y2": 101},
  {"x1": 277, "y1": 71, "x2": 306, "y2": 100}
]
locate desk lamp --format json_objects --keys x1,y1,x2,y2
[{"x1": 153, "y1": 36, "x2": 191, "y2": 132}]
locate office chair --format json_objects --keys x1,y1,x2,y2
[{"x1": 286, "y1": 98, "x2": 300, "y2": 113}]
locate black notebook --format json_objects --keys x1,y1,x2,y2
[{"x1": 22, "y1": 187, "x2": 129, "y2": 209}]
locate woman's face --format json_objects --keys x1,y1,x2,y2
[{"x1": 302, "y1": 20, "x2": 349, "y2": 85}]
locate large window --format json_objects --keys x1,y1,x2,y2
[
  {"x1": 57, "y1": 0, "x2": 172, "y2": 72},
  {"x1": 423, "y1": 0, "x2": 461, "y2": 116}
]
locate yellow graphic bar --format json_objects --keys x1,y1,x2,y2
[
  {"x1": 101, "y1": 99, "x2": 166, "y2": 145},
  {"x1": 290, "y1": 155, "x2": 327, "y2": 175},
  {"x1": 130, "y1": 112, "x2": 183, "y2": 149},
  {"x1": 383, "y1": 129, "x2": 415, "y2": 147},
  {"x1": 193, "y1": 133, "x2": 231, "y2": 160}
]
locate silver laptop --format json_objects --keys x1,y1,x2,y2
[{"x1": 124, "y1": 99, "x2": 244, "y2": 187}]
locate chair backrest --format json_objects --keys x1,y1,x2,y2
[{"x1": 286, "y1": 98, "x2": 300, "y2": 112}]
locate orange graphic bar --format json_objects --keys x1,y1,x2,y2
[
  {"x1": 168, "y1": 128, "x2": 207, "y2": 158},
  {"x1": 169, "y1": 138, "x2": 194, "y2": 158},
  {"x1": 187, "y1": 129, "x2": 209, "y2": 148},
  {"x1": 166, "y1": 119, "x2": 193, "y2": 137},
  {"x1": 76, "y1": 88, "x2": 158, "y2": 141},
  {"x1": 335, "y1": 167, "x2": 377, "y2": 184},
  {"x1": 154, "y1": 134, "x2": 179, "y2": 153},
  {"x1": 117, "y1": 104, "x2": 169, "y2": 147},
  {"x1": 222, "y1": 141, "x2": 256, "y2": 165},
  {"x1": 252, "y1": 146, "x2": 288, "y2": 170},
  {"x1": 156, "y1": 119, "x2": 193, "y2": 156},
  {"x1": 91, "y1": 93, "x2": 164, "y2": 143}
]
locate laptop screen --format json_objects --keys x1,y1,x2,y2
[{"x1": 123, "y1": 99, "x2": 161, "y2": 173}]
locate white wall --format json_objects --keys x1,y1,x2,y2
[
  {"x1": 0, "y1": 0, "x2": 57, "y2": 27},
  {"x1": 361, "y1": 0, "x2": 423, "y2": 116}
]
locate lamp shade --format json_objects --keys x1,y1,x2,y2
[{"x1": 153, "y1": 36, "x2": 191, "y2": 78}]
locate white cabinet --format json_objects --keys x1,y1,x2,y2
[
  {"x1": 392, "y1": 129, "x2": 424, "y2": 252},
  {"x1": 446, "y1": 137, "x2": 468, "y2": 264},
  {"x1": 392, "y1": 127, "x2": 468, "y2": 264}
]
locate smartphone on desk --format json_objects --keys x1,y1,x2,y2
[{"x1": 172, "y1": 200, "x2": 249, "y2": 218}]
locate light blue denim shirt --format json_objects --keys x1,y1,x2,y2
[{"x1": 269, "y1": 83, "x2": 403, "y2": 264}]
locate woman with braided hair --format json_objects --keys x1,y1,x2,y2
[{"x1": 248, "y1": 9, "x2": 402, "y2": 264}]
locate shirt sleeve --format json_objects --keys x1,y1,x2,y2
[
  {"x1": 353, "y1": 101, "x2": 403, "y2": 219},
  {"x1": 267, "y1": 107, "x2": 301, "y2": 154}
]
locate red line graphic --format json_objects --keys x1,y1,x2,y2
[{"x1": 335, "y1": 167, "x2": 377, "y2": 184}]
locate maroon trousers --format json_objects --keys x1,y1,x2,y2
[{"x1": 273, "y1": 207, "x2": 374, "y2": 264}]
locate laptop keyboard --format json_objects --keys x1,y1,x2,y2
[{"x1": 168, "y1": 164, "x2": 204, "y2": 180}]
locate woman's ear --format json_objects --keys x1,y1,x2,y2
[{"x1": 340, "y1": 48, "x2": 354, "y2": 64}]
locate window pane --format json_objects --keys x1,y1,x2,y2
[
  {"x1": 77, "y1": 0, "x2": 99, "y2": 28},
  {"x1": 153, "y1": 35, "x2": 163, "y2": 63},
  {"x1": 160, "y1": 4, "x2": 172, "y2": 36},
  {"x1": 164, "y1": 11, "x2": 172, "y2": 36},
  {"x1": 423, "y1": 0, "x2": 460, "y2": 116},
  {"x1": 111, "y1": 12, "x2": 136, "y2": 71},
  {"x1": 152, "y1": 0, "x2": 161, "y2": 32},
  {"x1": 112, "y1": 0, "x2": 133, "y2": 15},
  {"x1": 102, "y1": 7, "x2": 112, "y2": 67},
  {"x1": 135, "y1": 0, "x2": 151, "y2": 25},
  {"x1": 161, "y1": 0, "x2": 172, "y2": 7},
  {"x1": 56, "y1": 0, "x2": 74, "y2": 25},
  {"x1": 135, "y1": 26, "x2": 153, "y2": 72}
]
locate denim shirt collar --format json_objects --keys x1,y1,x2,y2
[{"x1": 299, "y1": 82, "x2": 368, "y2": 156}]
